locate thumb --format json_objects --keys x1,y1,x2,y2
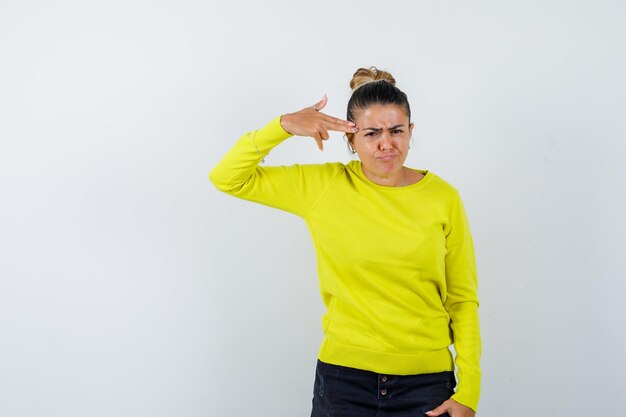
[
  {"x1": 425, "y1": 402, "x2": 449, "y2": 417},
  {"x1": 312, "y1": 94, "x2": 328, "y2": 112}
]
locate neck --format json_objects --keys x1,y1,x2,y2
[{"x1": 362, "y1": 165, "x2": 406, "y2": 187}]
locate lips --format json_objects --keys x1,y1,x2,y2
[{"x1": 377, "y1": 154, "x2": 397, "y2": 160}]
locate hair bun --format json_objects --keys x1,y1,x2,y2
[{"x1": 349, "y1": 66, "x2": 396, "y2": 91}]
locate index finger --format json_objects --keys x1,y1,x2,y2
[{"x1": 322, "y1": 115, "x2": 358, "y2": 134}]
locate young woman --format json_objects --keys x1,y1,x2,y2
[{"x1": 210, "y1": 67, "x2": 481, "y2": 417}]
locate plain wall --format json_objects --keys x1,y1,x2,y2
[{"x1": 1, "y1": 1, "x2": 625, "y2": 416}]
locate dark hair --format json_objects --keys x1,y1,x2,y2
[{"x1": 346, "y1": 67, "x2": 411, "y2": 124}]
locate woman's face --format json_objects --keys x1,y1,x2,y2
[{"x1": 351, "y1": 104, "x2": 414, "y2": 181}]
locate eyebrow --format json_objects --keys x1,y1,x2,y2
[{"x1": 362, "y1": 124, "x2": 406, "y2": 132}]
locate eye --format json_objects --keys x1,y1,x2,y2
[
  {"x1": 392, "y1": 129, "x2": 403, "y2": 135},
  {"x1": 364, "y1": 131, "x2": 378, "y2": 137}
]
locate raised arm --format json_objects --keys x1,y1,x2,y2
[{"x1": 209, "y1": 96, "x2": 358, "y2": 217}]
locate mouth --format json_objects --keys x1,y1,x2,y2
[{"x1": 377, "y1": 154, "x2": 398, "y2": 161}]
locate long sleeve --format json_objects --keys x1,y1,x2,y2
[
  {"x1": 444, "y1": 193, "x2": 481, "y2": 412},
  {"x1": 209, "y1": 116, "x2": 344, "y2": 218}
]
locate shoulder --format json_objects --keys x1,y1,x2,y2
[
  {"x1": 419, "y1": 171, "x2": 465, "y2": 209},
  {"x1": 427, "y1": 172, "x2": 460, "y2": 194},
  {"x1": 403, "y1": 167, "x2": 459, "y2": 193}
]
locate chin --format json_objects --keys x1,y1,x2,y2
[{"x1": 377, "y1": 158, "x2": 402, "y2": 169}]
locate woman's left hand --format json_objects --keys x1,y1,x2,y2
[{"x1": 425, "y1": 398, "x2": 476, "y2": 417}]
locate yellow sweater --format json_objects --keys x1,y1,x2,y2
[{"x1": 209, "y1": 117, "x2": 481, "y2": 411}]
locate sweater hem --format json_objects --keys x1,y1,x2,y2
[{"x1": 318, "y1": 337, "x2": 454, "y2": 376}]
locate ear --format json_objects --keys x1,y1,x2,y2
[{"x1": 409, "y1": 122, "x2": 414, "y2": 135}]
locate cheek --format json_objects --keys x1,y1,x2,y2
[
  {"x1": 396, "y1": 137, "x2": 411, "y2": 150},
  {"x1": 361, "y1": 142, "x2": 379, "y2": 156}
]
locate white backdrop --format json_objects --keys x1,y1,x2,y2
[{"x1": 1, "y1": 1, "x2": 625, "y2": 416}]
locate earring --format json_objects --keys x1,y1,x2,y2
[{"x1": 343, "y1": 134, "x2": 358, "y2": 155}]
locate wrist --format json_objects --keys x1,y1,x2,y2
[{"x1": 279, "y1": 113, "x2": 294, "y2": 135}]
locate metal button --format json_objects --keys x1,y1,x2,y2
[
  {"x1": 380, "y1": 389, "x2": 388, "y2": 396},
  {"x1": 381, "y1": 375, "x2": 388, "y2": 382}
]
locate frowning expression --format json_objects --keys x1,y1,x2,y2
[{"x1": 351, "y1": 104, "x2": 414, "y2": 180}]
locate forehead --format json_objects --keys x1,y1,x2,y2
[{"x1": 354, "y1": 104, "x2": 409, "y2": 127}]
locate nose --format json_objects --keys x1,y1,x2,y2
[{"x1": 379, "y1": 133, "x2": 392, "y2": 151}]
